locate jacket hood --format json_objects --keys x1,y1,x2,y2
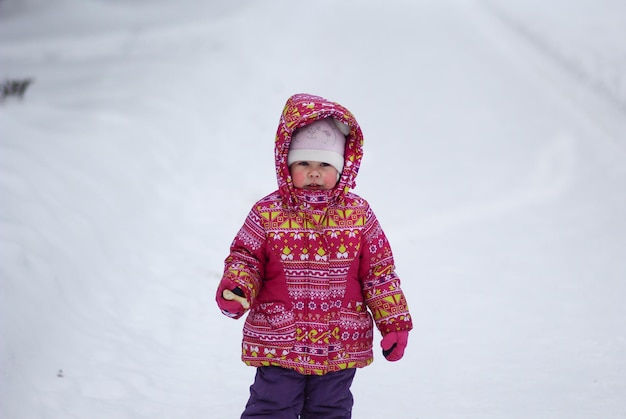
[{"x1": 275, "y1": 93, "x2": 364, "y2": 207}]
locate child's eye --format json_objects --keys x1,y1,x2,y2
[
  {"x1": 298, "y1": 161, "x2": 310, "y2": 166},
  {"x1": 320, "y1": 162, "x2": 331, "y2": 167}
]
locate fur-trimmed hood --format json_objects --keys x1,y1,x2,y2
[{"x1": 274, "y1": 93, "x2": 364, "y2": 207}]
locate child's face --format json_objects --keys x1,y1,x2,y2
[{"x1": 289, "y1": 161, "x2": 339, "y2": 190}]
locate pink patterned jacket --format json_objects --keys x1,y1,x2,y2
[{"x1": 219, "y1": 93, "x2": 412, "y2": 375}]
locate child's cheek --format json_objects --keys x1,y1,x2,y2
[
  {"x1": 323, "y1": 172, "x2": 337, "y2": 188},
  {"x1": 291, "y1": 171, "x2": 306, "y2": 188}
]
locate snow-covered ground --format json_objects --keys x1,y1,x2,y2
[{"x1": 1, "y1": 0, "x2": 625, "y2": 418}]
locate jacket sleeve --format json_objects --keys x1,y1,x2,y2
[
  {"x1": 359, "y1": 203, "x2": 413, "y2": 336},
  {"x1": 221, "y1": 205, "x2": 266, "y2": 304}
]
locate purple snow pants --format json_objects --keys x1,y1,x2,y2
[{"x1": 241, "y1": 366, "x2": 356, "y2": 418}]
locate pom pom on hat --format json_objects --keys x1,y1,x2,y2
[{"x1": 288, "y1": 118, "x2": 347, "y2": 174}]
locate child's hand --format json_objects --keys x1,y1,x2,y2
[
  {"x1": 216, "y1": 280, "x2": 249, "y2": 319},
  {"x1": 381, "y1": 331, "x2": 409, "y2": 361}
]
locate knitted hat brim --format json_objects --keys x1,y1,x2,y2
[{"x1": 287, "y1": 149, "x2": 344, "y2": 174}]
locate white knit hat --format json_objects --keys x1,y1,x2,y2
[{"x1": 287, "y1": 118, "x2": 348, "y2": 174}]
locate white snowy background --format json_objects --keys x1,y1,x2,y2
[{"x1": 1, "y1": 0, "x2": 625, "y2": 418}]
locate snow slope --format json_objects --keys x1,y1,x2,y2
[{"x1": 1, "y1": 0, "x2": 625, "y2": 418}]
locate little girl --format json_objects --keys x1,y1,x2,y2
[{"x1": 216, "y1": 93, "x2": 413, "y2": 418}]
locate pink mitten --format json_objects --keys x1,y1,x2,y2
[
  {"x1": 216, "y1": 280, "x2": 248, "y2": 319},
  {"x1": 381, "y1": 331, "x2": 409, "y2": 361}
]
